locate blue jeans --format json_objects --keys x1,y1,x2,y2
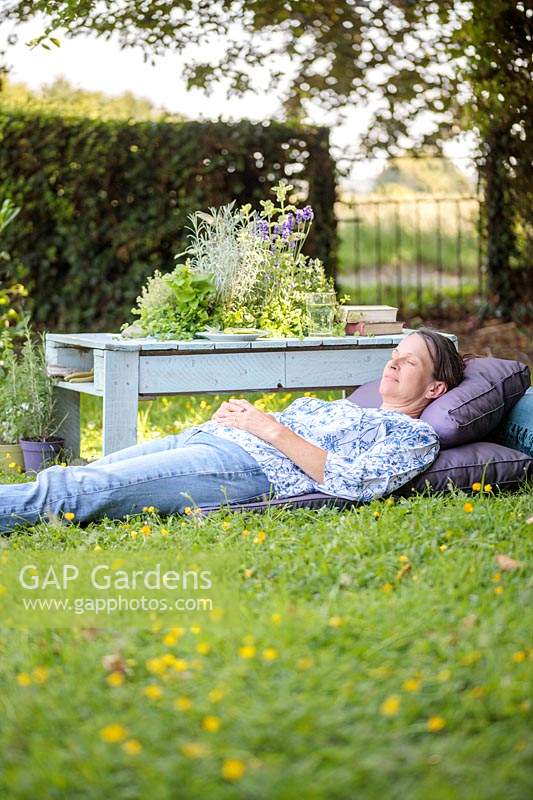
[{"x1": 0, "y1": 430, "x2": 273, "y2": 534}]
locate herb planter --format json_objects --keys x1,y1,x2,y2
[
  {"x1": 19, "y1": 438, "x2": 65, "y2": 473},
  {"x1": 0, "y1": 443, "x2": 25, "y2": 473}
]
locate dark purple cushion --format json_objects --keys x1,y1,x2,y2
[
  {"x1": 395, "y1": 441, "x2": 532, "y2": 495},
  {"x1": 348, "y1": 357, "x2": 530, "y2": 449},
  {"x1": 198, "y1": 441, "x2": 531, "y2": 513}
]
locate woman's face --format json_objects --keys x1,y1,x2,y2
[{"x1": 379, "y1": 334, "x2": 445, "y2": 408}]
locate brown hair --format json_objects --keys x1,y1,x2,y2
[{"x1": 410, "y1": 327, "x2": 465, "y2": 390}]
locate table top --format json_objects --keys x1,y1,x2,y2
[{"x1": 46, "y1": 330, "x2": 457, "y2": 352}]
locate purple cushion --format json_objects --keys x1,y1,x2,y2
[
  {"x1": 348, "y1": 357, "x2": 530, "y2": 449},
  {"x1": 197, "y1": 441, "x2": 531, "y2": 513},
  {"x1": 396, "y1": 441, "x2": 532, "y2": 495}
]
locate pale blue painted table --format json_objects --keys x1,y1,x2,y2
[{"x1": 45, "y1": 330, "x2": 457, "y2": 457}]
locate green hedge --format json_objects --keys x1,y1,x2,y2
[{"x1": 0, "y1": 111, "x2": 336, "y2": 331}]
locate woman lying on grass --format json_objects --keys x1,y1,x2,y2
[{"x1": 0, "y1": 328, "x2": 464, "y2": 533}]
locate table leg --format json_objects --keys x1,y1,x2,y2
[
  {"x1": 102, "y1": 349, "x2": 140, "y2": 455},
  {"x1": 53, "y1": 386, "x2": 81, "y2": 460}
]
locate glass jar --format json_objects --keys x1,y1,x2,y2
[{"x1": 305, "y1": 291, "x2": 337, "y2": 335}]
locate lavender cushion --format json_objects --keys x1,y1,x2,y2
[
  {"x1": 396, "y1": 441, "x2": 531, "y2": 495},
  {"x1": 348, "y1": 357, "x2": 530, "y2": 449},
  {"x1": 197, "y1": 440, "x2": 531, "y2": 513}
]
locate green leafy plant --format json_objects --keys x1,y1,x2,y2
[
  {"x1": 0, "y1": 345, "x2": 21, "y2": 444},
  {"x1": 13, "y1": 328, "x2": 61, "y2": 441},
  {"x1": 125, "y1": 262, "x2": 221, "y2": 340}
]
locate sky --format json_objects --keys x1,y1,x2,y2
[{"x1": 1, "y1": 16, "x2": 478, "y2": 188}]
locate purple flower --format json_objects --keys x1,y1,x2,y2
[
  {"x1": 285, "y1": 212, "x2": 295, "y2": 230},
  {"x1": 295, "y1": 209, "x2": 304, "y2": 224},
  {"x1": 272, "y1": 224, "x2": 281, "y2": 237},
  {"x1": 281, "y1": 221, "x2": 292, "y2": 240},
  {"x1": 302, "y1": 205, "x2": 314, "y2": 221},
  {"x1": 255, "y1": 219, "x2": 269, "y2": 240}
]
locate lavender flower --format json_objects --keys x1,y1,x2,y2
[
  {"x1": 254, "y1": 219, "x2": 269, "y2": 240},
  {"x1": 302, "y1": 205, "x2": 314, "y2": 221},
  {"x1": 295, "y1": 209, "x2": 304, "y2": 224}
]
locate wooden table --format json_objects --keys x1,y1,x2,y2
[{"x1": 45, "y1": 331, "x2": 457, "y2": 457}]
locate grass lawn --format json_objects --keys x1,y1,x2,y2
[{"x1": 0, "y1": 393, "x2": 531, "y2": 799}]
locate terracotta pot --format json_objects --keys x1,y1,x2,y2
[
  {"x1": 19, "y1": 438, "x2": 65, "y2": 473},
  {"x1": 0, "y1": 443, "x2": 25, "y2": 473}
]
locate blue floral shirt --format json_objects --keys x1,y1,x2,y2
[{"x1": 198, "y1": 397, "x2": 439, "y2": 502}]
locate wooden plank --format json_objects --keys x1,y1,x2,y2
[
  {"x1": 102, "y1": 350, "x2": 140, "y2": 454},
  {"x1": 45, "y1": 344, "x2": 93, "y2": 371},
  {"x1": 46, "y1": 333, "x2": 117, "y2": 349},
  {"x1": 285, "y1": 348, "x2": 393, "y2": 389},
  {"x1": 53, "y1": 386, "x2": 81, "y2": 459},
  {"x1": 139, "y1": 352, "x2": 285, "y2": 393},
  {"x1": 53, "y1": 380, "x2": 102, "y2": 396}
]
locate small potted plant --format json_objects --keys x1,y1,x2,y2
[
  {"x1": 14, "y1": 328, "x2": 65, "y2": 472},
  {"x1": 0, "y1": 345, "x2": 25, "y2": 473}
]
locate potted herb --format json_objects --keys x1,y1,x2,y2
[
  {"x1": 0, "y1": 345, "x2": 25, "y2": 473},
  {"x1": 14, "y1": 329, "x2": 65, "y2": 472},
  {"x1": 122, "y1": 262, "x2": 222, "y2": 340},
  {"x1": 183, "y1": 181, "x2": 339, "y2": 337}
]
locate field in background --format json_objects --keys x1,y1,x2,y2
[{"x1": 336, "y1": 195, "x2": 481, "y2": 312}]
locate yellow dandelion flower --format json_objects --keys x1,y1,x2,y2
[
  {"x1": 222, "y1": 758, "x2": 246, "y2": 782},
  {"x1": 64, "y1": 511, "x2": 75, "y2": 521},
  {"x1": 140, "y1": 525, "x2": 151, "y2": 537},
  {"x1": 196, "y1": 642, "x2": 210, "y2": 655},
  {"x1": 32, "y1": 666, "x2": 49, "y2": 684},
  {"x1": 471, "y1": 482, "x2": 481, "y2": 492},
  {"x1": 143, "y1": 684, "x2": 163, "y2": 700},
  {"x1": 253, "y1": 530, "x2": 267, "y2": 544},
  {"x1": 163, "y1": 633, "x2": 177, "y2": 647},
  {"x1": 94, "y1": 544, "x2": 102, "y2": 552},
  {"x1": 262, "y1": 647, "x2": 278, "y2": 661},
  {"x1": 100, "y1": 723, "x2": 128, "y2": 743},
  {"x1": 381, "y1": 582, "x2": 394, "y2": 593},
  {"x1": 439, "y1": 544, "x2": 447, "y2": 552},
  {"x1": 437, "y1": 668, "x2": 451, "y2": 682},
  {"x1": 494, "y1": 585, "x2": 504, "y2": 595},
  {"x1": 172, "y1": 659, "x2": 189, "y2": 672},
  {"x1": 122, "y1": 739, "x2": 142, "y2": 756},
  {"x1": 107, "y1": 671, "x2": 125, "y2": 687},
  {"x1": 484, "y1": 484, "x2": 492, "y2": 493},
  {"x1": 130, "y1": 531, "x2": 138, "y2": 539},
  {"x1": 221, "y1": 521, "x2": 230, "y2": 531},
  {"x1": 190, "y1": 625, "x2": 201, "y2": 634},
  {"x1": 398, "y1": 555, "x2": 409, "y2": 563},
  {"x1": 271, "y1": 613, "x2": 282, "y2": 625},
  {"x1": 492, "y1": 572, "x2": 501, "y2": 582},
  {"x1": 174, "y1": 696, "x2": 192, "y2": 712},
  {"x1": 373, "y1": 511, "x2": 380, "y2": 519},
  {"x1": 162, "y1": 653, "x2": 177, "y2": 667},
  {"x1": 402, "y1": 677, "x2": 421, "y2": 693},
  {"x1": 244, "y1": 568, "x2": 254, "y2": 579},
  {"x1": 296, "y1": 656, "x2": 314, "y2": 671},
  {"x1": 427, "y1": 715, "x2": 446, "y2": 732},
  {"x1": 238, "y1": 645, "x2": 256, "y2": 660},
  {"x1": 385, "y1": 497, "x2": 395, "y2": 506},
  {"x1": 184, "y1": 506, "x2": 192, "y2": 516},
  {"x1": 208, "y1": 688, "x2": 224, "y2": 703},
  {"x1": 380, "y1": 694, "x2": 401, "y2": 717},
  {"x1": 512, "y1": 650, "x2": 526, "y2": 663},
  {"x1": 202, "y1": 715, "x2": 221, "y2": 733},
  {"x1": 242, "y1": 529, "x2": 251, "y2": 537},
  {"x1": 329, "y1": 615, "x2": 344, "y2": 628},
  {"x1": 146, "y1": 657, "x2": 166, "y2": 675},
  {"x1": 170, "y1": 626, "x2": 185, "y2": 638},
  {"x1": 160, "y1": 528, "x2": 169, "y2": 536},
  {"x1": 181, "y1": 742, "x2": 206, "y2": 759},
  {"x1": 8, "y1": 461, "x2": 17, "y2": 469},
  {"x1": 463, "y1": 502, "x2": 474, "y2": 513},
  {"x1": 16, "y1": 672, "x2": 32, "y2": 687}
]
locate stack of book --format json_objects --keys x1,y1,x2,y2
[{"x1": 340, "y1": 305, "x2": 404, "y2": 336}]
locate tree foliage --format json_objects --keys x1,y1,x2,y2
[{"x1": 0, "y1": 75, "x2": 186, "y2": 121}]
